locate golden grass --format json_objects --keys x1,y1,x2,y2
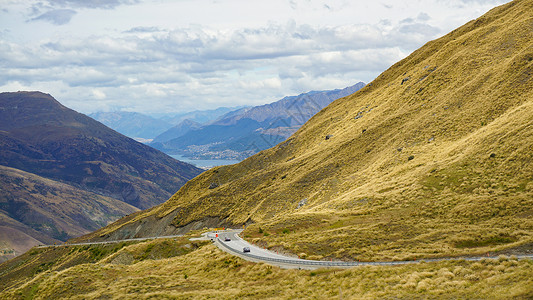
[
  {"x1": 79, "y1": 0, "x2": 533, "y2": 261},
  {"x1": 1, "y1": 240, "x2": 531, "y2": 299},
  {"x1": 2, "y1": 1, "x2": 533, "y2": 298}
]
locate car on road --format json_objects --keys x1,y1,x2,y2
[
  {"x1": 224, "y1": 237, "x2": 231, "y2": 242},
  {"x1": 243, "y1": 247, "x2": 250, "y2": 253}
]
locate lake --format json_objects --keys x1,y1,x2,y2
[{"x1": 170, "y1": 155, "x2": 241, "y2": 169}]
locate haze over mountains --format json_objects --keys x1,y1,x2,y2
[
  {"x1": 151, "y1": 82, "x2": 365, "y2": 159},
  {"x1": 89, "y1": 106, "x2": 241, "y2": 143},
  {"x1": 88, "y1": 111, "x2": 172, "y2": 141},
  {"x1": 0, "y1": 92, "x2": 203, "y2": 261}
]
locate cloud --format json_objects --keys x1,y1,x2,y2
[
  {"x1": 26, "y1": 0, "x2": 139, "y2": 25},
  {"x1": 289, "y1": 0, "x2": 298, "y2": 9},
  {"x1": 30, "y1": 9, "x2": 77, "y2": 25},
  {"x1": 436, "y1": 0, "x2": 508, "y2": 7},
  {"x1": 417, "y1": 12, "x2": 431, "y2": 21},
  {"x1": 124, "y1": 26, "x2": 163, "y2": 34},
  {"x1": 45, "y1": 0, "x2": 139, "y2": 10},
  {"x1": 92, "y1": 89, "x2": 106, "y2": 99},
  {"x1": 0, "y1": 17, "x2": 444, "y2": 112}
]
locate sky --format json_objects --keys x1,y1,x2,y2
[{"x1": 0, "y1": 0, "x2": 511, "y2": 115}]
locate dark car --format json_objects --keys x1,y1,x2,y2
[
  {"x1": 224, "y1": 237, "x2": 231, "y2": 242},
  {"x1": 243, "y1": 247, "x2": 250, "y2": 253}
]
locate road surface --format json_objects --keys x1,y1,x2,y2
[
  {"x1": 209, "y1": 229, "x2": 533, "y2": 270},
  {"x1": 36, "y1": 229, "x2": 533, "y2": 270}
]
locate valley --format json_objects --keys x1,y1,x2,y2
[
  {"x1": 1, "y1": 0, "x2": 532, "y2": 298},
  {"x1": 0, "y1": 92, "x2": 203, "y2": 261}
]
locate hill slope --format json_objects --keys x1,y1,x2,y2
[
  {"x1": 0, "y1": 92, "x2": 203, "y2": 210},
  {"x1": 78, "y1": 0, "x2": 532, "y2": 261},
  {"x1": 0, "y1": 165, "x2": 138, "y2": 262},
  {"x1": 151, "y1": 83, "x2": 365, "y2": 159}
]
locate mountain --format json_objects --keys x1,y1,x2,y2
[
  {"x1": 0, "y1": 92, "x2": 203, "y2": 210},
  {"x1": 89, "y1": 111, "x2": 172, "y2": 141},
  {"x1": 90, "y1": 107, "x2": 246, "y2": 143},
  {"x1": 151, "y1": 119, "x2": 202, "y2": 144},
  {"x1": 80, "y1": 0, "x2": 532, "y2": 262},
  {"x1": 1, "y1": 1, "x2": 533, "y2": 298},
  {"x1": 0, "y1": 91, "x2": 203, "y2": 260},
  {"x1": 151, "y1": 82, "x2": 366, "y2": 159},
  {"x1": 160, "y1": 106, "x2": 246, "y2": 126},
  {"x1": 0, "y1": 165, "x2": 138, "y2": 263}
]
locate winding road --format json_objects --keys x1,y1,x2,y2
[
  {"x1": 206, "y1": 229, "x2": 533, "y2": 270},
  {"x1": 37, "y1": 229, "x2": 532, "y2": 270}
]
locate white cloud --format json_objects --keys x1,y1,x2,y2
[
  {"x1": 92, "y1": 89, "x2": 106, "y2": 99},
  {"x1": 0, "y1": 0, "x2": 512, "y2": 114},
  {"x1": 30, "y1": 9, "x2": 77, "y2": 25}
]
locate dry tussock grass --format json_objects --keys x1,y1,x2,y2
[
  {"x1": 2, "y1": 241, "x2": 531, "y2": 299},
  {"x1": 81, "y1": 0, "x2": 533, "y2": 261}
]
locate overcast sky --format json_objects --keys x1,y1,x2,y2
[{"x1": 0, "y1": 0, "x2": 510, "y2": 115}]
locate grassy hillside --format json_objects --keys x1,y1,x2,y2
[
  {"x1": 1, "y1": 1, "x2": 532, "y2": 298},
  {"x1": 1, "y1": 236, "x2": 531, "y2": 299},
  {"x1": 0, "y1": 165, "x2": 138, "y2": 262},
  {"x1": 78, "y1": 0, "x2": 533, "y2": 261}
]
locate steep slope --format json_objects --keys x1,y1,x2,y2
[
  {"x1": 89, "y1": 111, "x2": 172, "y2": 141},
  {"x1": 77, "y1": 0, "x2": 532, "y2": 261},
  {"x1": 152, "y1": 83, "x2": 365, "y2": 159},
  {"x1": 0, "y1": 91, "x2": 203, "y2": 210},
  {"x1": 0, "y1": 165, "x2": 139, "y2": 262}
]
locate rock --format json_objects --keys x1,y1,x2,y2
[
  {"x1": 325, "y1": 135, "x2": 334, "y2": 140},
  {"x1": 297, "y1": 198, "x2": 307, "y2": 209},
  {"x1": 408, "y1": 155, "x2": 415, "y2": 161}
]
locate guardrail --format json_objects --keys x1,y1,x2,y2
[
  {"x1": 216, "y1": 237, "x2": 411, "y2": 267},
  {"x1": 216, "y1": 237, "x2": 533, "y2": 268},
  {"x1": 37, "y1": 234, "x2": 184, "y2": 248}
]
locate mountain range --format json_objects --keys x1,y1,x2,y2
[
  {"x1": 88, "y1": 111, "x2": 172, "y2": 141},
  {"x1": 1, "y1": 0, "x2": 533, "y2": 297},
  {"x1": 90, "y1": 106, "x2": 245, "y2": 143},
  {"x1": 0, "y1": 92, "x2": 203, "y2": 261},
  {"x1": 151, "y1": 82, "x2": 366, "y2": 159},
  {"x1": 159, "y1": 106, "x2": 246, "y2": 126}
]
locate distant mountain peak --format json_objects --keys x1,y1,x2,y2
[{"x1": 150, "y1": 82, "x2": 366, "y2": 159}]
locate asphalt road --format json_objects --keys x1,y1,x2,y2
[
  {"x1": 36, "y1": 229, "x2": 533, "y2": 270},
  {"x1": 210, "y1": 229, "x2": 533, "y2": 270}
]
